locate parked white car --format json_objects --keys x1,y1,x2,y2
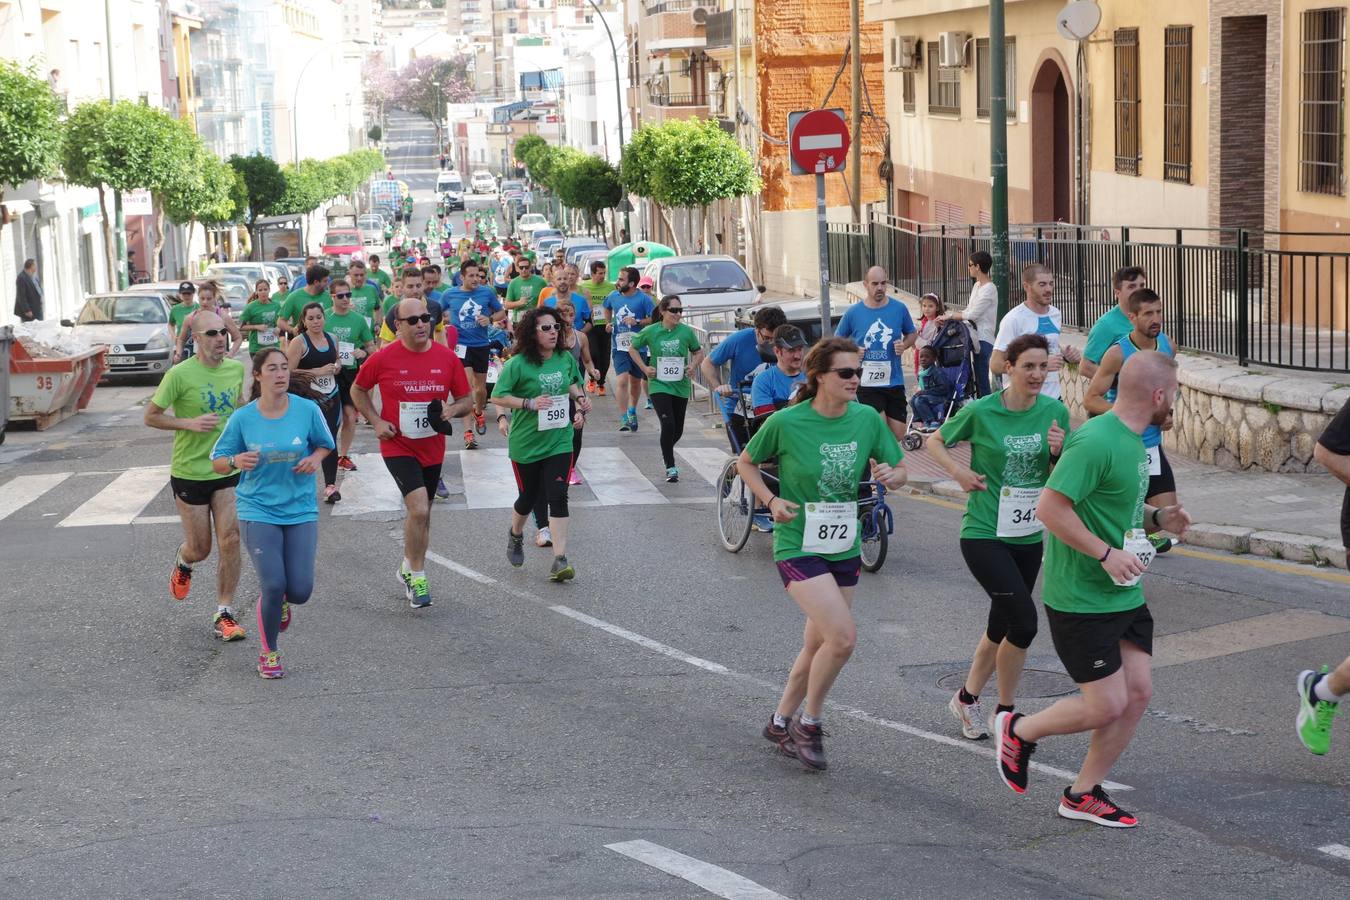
[
  {"x1": 517, "y1": 213, "x2": 550, "y2": 235},
  {"x1": 470, "y1": 171, "x2": 497, "y2": 194},
  {"x1": 641, "y1": 255, "x2": 764, "y2": 310}
]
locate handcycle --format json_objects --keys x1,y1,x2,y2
[{"x1": 711, "y1": 377, "x2": 892, "y2": 572}]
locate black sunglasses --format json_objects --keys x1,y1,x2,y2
[
  {"x1": 400, "y1": 314, "x2": 434, "y2": 325},
  {"x1": 666, "y1": 307, "x2": 684, "y2": 314},
  {"x1": 830, "y1": 367, "x2": 865, "y2": 380},
  {"x1": 333, "y1": 292, "x2": 352, "y2": 299},
  {"x1": 198, "y1": 329, "x2": 227, "y2": 338}
]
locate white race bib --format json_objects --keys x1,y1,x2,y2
[
  {"x1": 312, "y1": 374, "x2": 336, "y2": 395},
  {"x1": 486, "y1": 361, "x2": 501, "y2": 384},
  {"x1": 338, "y1": 341, "x2": 355, "y2": 366},
  {"x1": 1112, "y1": 528, "x2": 1156, "y2": 587},
  {"x1": 258, "y1": 329, "x2": 277, "y2": 346},
  {"x1": 399, "y1": 401, "x2": 434, "y2": 439},
  {"x1": 861, "y1": 359, "x2": 890, "y2": 387},
  {"x1": 657, "y1": 356, "x2": 685, "y2": 382},
  {"x1": 614, "y1": 331, "x2": 634, "y2": 351},
  {"x1": 454, "y1": 343, "x2": 467, "y2": 359},
  {"x1": 538, "y1": 396, "x2": 569, "y2": 430},
  {"x1": 801, "y1": 501, "x2": 858, "y2": 554},
  {"x1": 996, "y1": 485, "x2": 1044, "y2": 538},
  {"x1": 1145, "y1": 446, "x2": 1162, "y2": 476}
]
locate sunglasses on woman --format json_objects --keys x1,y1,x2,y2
[
  {"x1": 830, "y1": 367, "x2": 865, "y2": 380},
  {"x1": 537, "y1": 323, "x2": 558, "y2": 332},
  {"x1": 666, "y1": 307, "x2": 684, "y2": 314}
]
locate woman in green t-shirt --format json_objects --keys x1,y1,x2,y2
[
  {"x1": 492, "y1": 306, "x2": 591, "y2": 583},
  {"x1": 628, "y1": 295, "x2": 704, "y2": 483},
  {"x1": 737, "y1": 337, "x2": 908, "y2": 772},
  {"x1": 926, "y1": 333, "x2": 1068, "y2": 740}
]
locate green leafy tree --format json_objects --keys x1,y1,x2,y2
[
  {"x1": 228, "y1": 152, "x2": 286, "y2": 258},
  {"x1": 619, "y1": 125, "x2": 663, "y2": 200},
  {"x1": 162, "y1": 149, "x2": 239, "y2": 271},
  {"x1": 270, "y1": 160, "x2": 327, "y2": 216},
  {"x1": 367, "y1": 124, "x2": 382, "y2": 144},
  {"x1": 514, "y1": 134, "x2": 546, "y2": 165},
  {"x1": 555, "y1": 155, "x2": 622, "y2": 233},
  {"x1": 0, "y1": 60, "x2": 63, "y2": 241}
]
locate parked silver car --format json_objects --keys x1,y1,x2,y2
[{"x1": 62, "y1": 292, "x2": 176, "y2": 381}]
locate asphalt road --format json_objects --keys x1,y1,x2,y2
[{"x1": 0, "y1": 113, "x2": 1346, "y2": 899}]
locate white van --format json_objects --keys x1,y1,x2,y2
[{"x1": 436, "y1": 171, "x2": 464, "y2": 210}]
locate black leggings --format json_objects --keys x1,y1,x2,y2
[
  {"x1": 535, "y1": 406, "x2": 581, "y2": 528},
  {"x1": 514, "y1": 451, "x2": 572, "y2": 520},
  {"x1": 588, "y1": 327, "x2": 611, "y2": 382},
  {"x1": 319, "y1": 400, "x2": 341, "y2": 487},
  {"x1": 649, "y1": 392, "x2": 688, "y2": 468},
  {"x1": 959, "y1": 538, "x2": 1042, "y2": 650}
]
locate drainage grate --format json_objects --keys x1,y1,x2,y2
[{"x1": 936, "y1": 668, "x2": 1078, "y2": 699}]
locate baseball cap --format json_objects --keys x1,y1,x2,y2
[
  {"x1": 178, "y1": 281, "x2": 196, "y2": 293},
  {"x1": 638, "y1": 275, "x2": 654, "y2": 290},
  {"x1": 773, "y1": 325, "x2": 808, "y2": 349}
]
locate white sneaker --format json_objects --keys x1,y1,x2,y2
[
  {"x1": 948, "y1": 691, "x2": 988, "y2": 740},
  {"x1": 535, "y1": 526, "x2": 553, "y2": 547}
]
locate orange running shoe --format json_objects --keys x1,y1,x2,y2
[
  {"x1": 586, "y1": 379, "x2": 597, "y2": 394},
  {"x1": 597, "y1": 384, "x2": 606, "y2": 396},
  {"x1": 169, "y1": 548, "x2": 192, "y2": 601},
  {"x1": 213, "y1": 610, "x2": 246, "y2": 641}
]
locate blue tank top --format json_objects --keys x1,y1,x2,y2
[{"x1": 1109, "y1": 332, "x2": 1173, "y2": 448}]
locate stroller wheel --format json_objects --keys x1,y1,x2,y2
[{"x1": 904, "y1": 432, "x2": 924, "y2": 452}]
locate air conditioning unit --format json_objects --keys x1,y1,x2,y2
[
  {"x1": 938, "y1": 31, "x2": 970, "y2": 67},
  {"x1": 691, "y1": 3, "x2": 711, "y2": 25},
  {"x1": 897, "y1": 35, "x2": 920, "y2": 70}
]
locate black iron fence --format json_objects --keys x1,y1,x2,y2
[{"x1": 826, "y1": 215, "x2": 1350, "y2": 373}]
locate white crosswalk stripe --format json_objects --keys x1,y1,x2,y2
[{"x1": 0, "y1": 446, "x2": 733, "y2": 527}]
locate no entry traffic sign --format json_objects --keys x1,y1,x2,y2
[{"x1": 788, "y1": 108, "x2": 850, "y2": 176}]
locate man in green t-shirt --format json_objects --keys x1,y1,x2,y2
[
  {"x1": 1080, "y1": 266, "x2": 1147, "y2": 381},
  {"x1": 346, "y1": 258, "x2": 383, "y2": 327},
  {"x1": 368, "y1": 254, "x2": 393, "y2": 291},
  {"x1": 169, "y1": 282, "x2": 200, "y2": 357},
  {"x1": 237, "y1": 286, "x2": 281, "y2": 355},
  {"x1": 992, "y1": 350, "x2": 1190, "y2": 828},
  {"x1": 504, "y1": 257, "x2": 547, "y2": 323},
  {"x1": 279, "y1": 264, "x2": 332, "y2": 337},
  {"x1": 143, "y1": 310, "x2": 247, "y2": 643},
  {"x1": 324, "y1": 278, "x2": 377, "y2": 471},
  {"x1": 579, "y1": 260, "x2": 616, "y2": 395}
]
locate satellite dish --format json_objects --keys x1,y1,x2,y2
[{"x1": 1056, "y1": 1, "x2": 1101, "y2": 41}]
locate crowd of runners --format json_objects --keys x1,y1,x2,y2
[{"x1": 141, "y1": 176, "x2": 1350, "y2": 831}]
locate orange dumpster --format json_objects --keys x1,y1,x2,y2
[{"x1": 8, "y1": 340, "x2": 108, "y2": 431}]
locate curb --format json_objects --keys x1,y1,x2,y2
[{"x1": 903, "y1": 476, "x2": 1348, "y2": 571}]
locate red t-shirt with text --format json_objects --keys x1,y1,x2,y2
[{"x1": 354, "y1": 340, "x2": 470, "y2": 466}]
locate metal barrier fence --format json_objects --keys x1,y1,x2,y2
[{"x1": 828, "y1": 216, "x2": 1350, "y2": 372}]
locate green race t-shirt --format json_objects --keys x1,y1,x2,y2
[
  {"x1": 491, "y1": 350, "x2": 582, "y2": 464},
  {"x1": 280, "y1": 289, "x2": 331, "y2": 327},
  {"x1": 505, "y1": 275, "x2": 547, "y2": 321},
  {"x1": 238, "y1": 300, "x2": 280, "y2": 354},
  {"x1": 631, "y1": 322, "x2": 701, "y2": 398},
  {"x1": 1042, "y1": 412, "x2": 1149, "y2": 614},
  {"x1": 349, "y1": 284, "x2": 383, "y2": 324},
  {"x1": 169, "y1": 302, "x2": 199, "y2": 334},
  {"x1": 580, "y1": 280, "x2": 615, "y2": 317},
  {"x1": 323, "y1": 309, "x2": 375, "y2": 369},
  {"x1": 744, "y1": 401, "x2": 903, "y2": 562},
  {"x1": 938, "y1": 392, "x2": 1071, "y2": 544},
  {"x1": 1083, "y1": 306, "x2": 1132, "y2": 365},
  {"x1": 369, "y1": 268, "x2": 392, "y2": 290},
  {"x1": 150, "y1": 355, "x2": 245, "y2": 481}
]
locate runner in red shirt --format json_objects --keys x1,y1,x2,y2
[{"x1": 351, "y1": 298, "x2": 472, "y2": 608}]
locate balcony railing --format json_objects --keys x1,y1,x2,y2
[
  {"x1": 705, "y1": 7, "x2": 750, "y2": 49},
  {"x1": 645, "y1": 0, "x2": 703, "y2": 14},
  {"x1": 648, "y1": 91, "x2": 707, "y2": 107}
]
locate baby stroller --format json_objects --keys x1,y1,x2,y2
[{"x1": 903, "y1": 319, "x2": 977, "y2": 451}]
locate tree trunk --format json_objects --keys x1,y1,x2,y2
[
  {"x1": 97, "y1": 185, "x2": 117, "y2": 289},
  {"x1": 656, "y1": 202, "x2": 682, "y2": 254},
  {"x1": 150, "y1": 195, "x2": 168, "y2": 282},
  {"x1": 185, "y1": 219, "x2": 197, "y2": 277}
]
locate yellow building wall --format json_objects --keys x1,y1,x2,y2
[{"x1": 1280, "y1": 0, "x2": 1350, "y2": 235}]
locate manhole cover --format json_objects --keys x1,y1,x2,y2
[{"x1": 936, "y1": 668, "x2": 1078, "y2": 699}]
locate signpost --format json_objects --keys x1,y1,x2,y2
[{"x1": 788, "y1": 108, "x2": 850, "y2": 338}]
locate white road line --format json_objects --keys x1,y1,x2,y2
[
  {"x1": 331, "y1": 453, "x2": 405, "y2": 516},
  {"x1": 0, "y1": 473, "x2": 71, "y2": 522},
  {"x1": 676, "y1": 446, "x2": 732, "y2": 486},
  {"x1": 422, "y1": 554, "x2": 1131, "y2": 792},
  {"x1": 133, "y1": 515, "x2": 181, "y2": 525},
  {"x1": 576, "y1": 446, "x2": 668, "y2": 506},
  {"x1": 460, "y1": 448, "x2": 522, "y2": 509},
  {"x1": 58, "y1": 466, "x2": 169, "y2": 527},
  {"x1": 606, "y1": 839, "x2": 789, "y2": 900},
  {"x1": 1320, "y1": 843, "x2": 1350, "y2": 861}
]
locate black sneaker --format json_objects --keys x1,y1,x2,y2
[
  {"x1": 507, "y1": 529, "x2": 525, "y2": 568},
  {"x1": 787, "y1": 718, "x2": 828, "y2": 771},
  {"x1": 995, "y1": 711, "x2": 1036, "y2": 794},
  {"x1": 1057, "y1": 785, "x2": 1139, "y2": 828},
  {"x1": 762, "y1": 718, "x2": 798, "y2": 759}
]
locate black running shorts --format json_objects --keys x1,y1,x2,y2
[
  {"x1": 856, "y1": 386, "x2": 908, "y2": 422},
  {"x1": 383, "y1": 455, "x2": 442, "y2": 498},
  {"x1": 170, "y1": 473, "x2": 240, "y2": 506},
  {"x1": 1045, "y1": 604, "x2": 1154, "y2": 684}
]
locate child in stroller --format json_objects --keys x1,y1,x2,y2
[
  {"x1": 912, "y1": 346, "x2": 956, "y2": 430},
  {"x1": 902, "y1": 318, "x2": 976, "y2": 449}
]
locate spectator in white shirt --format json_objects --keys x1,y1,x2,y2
[{"x1": 942, "y1": 250, "x2": 998, "y2": 395}]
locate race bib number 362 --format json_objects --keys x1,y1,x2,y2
[{"x1": 657, "y1": 356, "x2": 685, "y2": 382}]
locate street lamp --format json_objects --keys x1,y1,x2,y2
[{"x1": 583, "y1": 0, "x2": 631, "y2": 241}]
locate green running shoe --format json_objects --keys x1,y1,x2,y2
[{"x1": 1296, "y1": 668, "x2": 1339, "y2": 755}]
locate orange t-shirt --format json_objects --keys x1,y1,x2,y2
[{"x1": 536, "y1": 286, "x2": 556, "y2": 307}]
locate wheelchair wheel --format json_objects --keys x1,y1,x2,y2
[
  {"x1": 859, "y1": 507, "x2": 889, "y2": 572},
  {"x1": 903, "y1": 432, "x2": 924, "y2": 451},
  {"x1": 716, "y1": 458, "x2": 753, "y2": 553}
]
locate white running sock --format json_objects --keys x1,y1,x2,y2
[
  {"x1": 801, "y1": 712, "x2": 822, "y2": 727},
  {"x1": 410, "y1": 570, "x2": 426, "y2": 581},
  {"x1": 772, "y1": 713, "x2": 789, "y2": 729},
  {"x1": 1314, "y1": 675, "x2": 1342, "y2": 703},
  {"x1": 217, "y1": 605, "x2": 231, "y2": 616}
]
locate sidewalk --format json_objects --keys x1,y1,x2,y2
[{"x1": 833, "y1": 281, "x2": 1349, "y2": 569}]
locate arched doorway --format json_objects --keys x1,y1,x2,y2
[{"x1": 1030, "y1": 58, "x2": 1072, "y2": 223}]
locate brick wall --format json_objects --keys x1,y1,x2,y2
[{"x1": 757, "y1": 2, "x2": 888, "y2": 212}]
